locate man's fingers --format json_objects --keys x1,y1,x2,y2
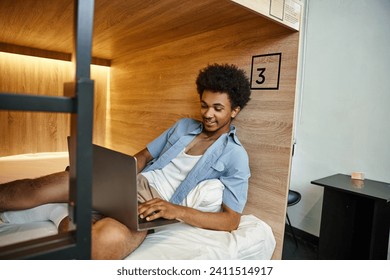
[{"x1": 139, "y1": 203, "x2": 163, "y2": 219}]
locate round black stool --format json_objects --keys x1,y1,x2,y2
[{"x1": 286, "y1": 190, "x2": 301, "y2": 247}]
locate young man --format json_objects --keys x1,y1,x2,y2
[{"x1": 0, "y1": 63, "x2": 252, "y2": 259}]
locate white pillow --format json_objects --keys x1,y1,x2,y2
[{"x1": 183, "y1": 179, "x2": 224, "y2": 212}]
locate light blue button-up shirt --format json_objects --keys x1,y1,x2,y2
[{"x1": 142, "y1": 118, "x2": 250, "y2": 213}]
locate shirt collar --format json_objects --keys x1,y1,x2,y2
[{"x1": 190, "y1": 121, "x2": 242, "y2": 146}]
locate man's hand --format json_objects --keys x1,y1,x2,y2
[
  {"x1": 138, "y1": 198, "x2": 182, "y2": 221},
  {"x1": 138, "y1": 199, "x2": 241, "y2": 232}
]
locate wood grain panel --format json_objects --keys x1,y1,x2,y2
[
  {"x1": 0, "y1": 42, "x2": 71, "y2": 61},
  {"x1": 0, "y1": 52, "x2": 109, "y2": 156},
  {"x1": 0, "y1": 0, "x2": 283, "y2": 60},
  {"x1": 108, "y1": 15, "x2": 299, "y2": 259},
  {"x1": 0, "y1": 42, "x2": 111, "y2": 66},
  {"x1": 93, "y1": 0, "x2": 260, "y2": 58},
  {"x1": 0, "y1": 53, "x2": 72, "y2": 156},
  {"x1": 91, "y1": 65, "x2": 109, "y2": 146},
  {"x1": 0, "y1": 0, "x2": 73, "y2": 54}
]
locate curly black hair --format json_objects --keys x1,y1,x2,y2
[{"x1": 196, "y1": 63, "x2": 251, "y2": 109}]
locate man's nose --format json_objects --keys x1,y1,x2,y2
[{"x1": 204, "y1": 108, "x2": 214, "y2": 118}]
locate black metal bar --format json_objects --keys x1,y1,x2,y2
[
  {"x1": 0, "y1": 93, "x2": 76, "y2": 113},
  {"x1": 68, "y1": 79, "x2": 94, "y2": 260},
  {"x1": 67, "y1": 0, "x2": 95, "y2": 259},
  {"x1": 73, "y1": 0, "x2": 94, "y2": 80},
  {"x1": 0, "y1": 232, "x2": 76, "y2": 260}
]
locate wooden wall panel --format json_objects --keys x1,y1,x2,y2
[
  {"x1": 91, "y1": 65, "x2": 109, "y2": 147},
  {"x1": 0, "y1": 52, "x2": 109, "y2": 156},
  {"x1": 108, "y1": 16, "x2": 299, "y2": 259}
]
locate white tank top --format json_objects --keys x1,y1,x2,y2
[{"x1": 141, "y1": 149, "x2": 202, "y2": 201}]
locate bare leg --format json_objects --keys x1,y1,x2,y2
[
  {"x1": 91, "y1": 217, "x2": 147, "y2": 260},
  {"x1": 0, "y1": 171, "x2": 69, "y2": 212},
  {"x1": 0, "y1": 172, "x2": 144, "y2": 259}
]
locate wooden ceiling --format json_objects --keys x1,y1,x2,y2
[{"x1": 0, "y1": 0, "x2": 265, "y2": 61}]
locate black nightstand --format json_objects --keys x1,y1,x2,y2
[{"x1": 312, "y1": 173, "x2": 390, "y2": 259}]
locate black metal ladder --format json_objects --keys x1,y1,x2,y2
[{"x1": 0, "y1": 0, "x2": 95, "y2": 259}]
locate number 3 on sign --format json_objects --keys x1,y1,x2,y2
[
  {"x1": 250, "y1": 53, "x2": 281, "y2": 90},
  {"x1": 255, "y1": 67, "x2": 266, "y2": 84}
]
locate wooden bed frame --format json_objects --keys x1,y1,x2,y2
[{"x1": 0, "y1": 0, "x2": 303, "y2": 259}]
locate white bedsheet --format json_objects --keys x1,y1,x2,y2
[
  {"x1": 0, "y1": 221, "x2": 57, "y2": 247},
  {"x1": 0, "y1": 152, "x2": 276, "y2": 259},
  {"x1": 126, "y1": 214, "x2": 275, "y2": 260},
  {"x1": 0, "y1": 214, "x2": 275, "y2": 259}
]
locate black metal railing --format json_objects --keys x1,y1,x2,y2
[{"x1": 0, "y1": 0, "x2": 95, "y2": 259}]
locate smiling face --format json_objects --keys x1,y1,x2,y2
[{"x1": 200, "y1": 90, "x2": 240, "y2": 136}]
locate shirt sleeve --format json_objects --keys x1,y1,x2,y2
[
  {"x1": 219, "y1": 146, "x2": 251, "y2": 213},
  {"x1": 146, "y1": 126, "x2": 172, "y2": 159}
]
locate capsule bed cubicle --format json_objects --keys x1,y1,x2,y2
[{"x1": 0, "y1": 0, "x2": 303, "y2": 259}]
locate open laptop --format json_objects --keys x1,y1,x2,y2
[{"x1": 68, "y1": 138, "x2": 179, "y2": 231}]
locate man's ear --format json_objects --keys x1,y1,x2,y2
[{"x1": 231, "y1": 106, "x2": 241, "y2": 119}]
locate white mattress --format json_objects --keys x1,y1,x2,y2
[
  {"x1": 0, "y1": 221, "x2": 57, "y2": 247},
  {"x1": 0, "y1": 213, "x2": 275, "y2": 259},
  {"x1": 126, "y1": 214, "x2": 275, "y2": 260},
  {"x1": 0, "y1": 152, "x2": 276, "y2": 259}
]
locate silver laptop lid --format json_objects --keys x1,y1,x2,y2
[
  {"x1": 92, "y1": 144, "x2": 139, "y2": 231},
  {"x1": 68, "y1": 139, "x2": 179, "y2": 231}
]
